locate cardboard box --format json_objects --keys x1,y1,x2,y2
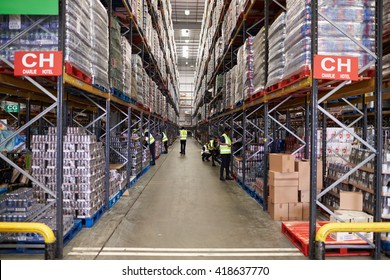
[
  {"x1": 298, "y1": 159, "x2": 323, "y2": 191},
  {"x1": 269, "y1": 202, "x2": 289, "y2": 221},
  {"x1": 299, "y1": 190, "x2": 310, "y2": 203},
  {"x1": 302, "y1": 202, "x2": 310, "y2": 220},
  {"x1": 295, "y1": 161, "x2": 310, "y2": 190},
  {"x1": 330, "y1": 232, "x2": 358, "y2": 241},
  {"x1": 339, "y1": 191, "x2": 363, "y2": 211},
  {"x1": 269, "y1": 185, "x2": 298, "y2": 203},
  {"x1": 334, "y1": 210, "x2": 373, "y2": 222},
  {"x1": 269, "y1": 154, "x2": 295, "y2": 173},
  {"x1": 289, "y1": 202, "x2": 303, "y2": 221},
  {"x1": 269, "y1": 171, "x2": 298, "y2": 187}
]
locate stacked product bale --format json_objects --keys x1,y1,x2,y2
[
  {"x1": 109, "y1": 169, "x2": 126, "y2": 199},
  {"x1": 318, "y1": 0, "x2": 375, "y2": 68},
  {"x1": 234, "y1": 46, "x2": 244, "y2": 104},
  {"x1": 283, "y1": 0, "x2": 375, "y2": 80},
  {"x1": 143, "y1": 72, "x2": 150, "y2": 108},
  {"x1": 65, "y1": 0, "x2": 92, "y2": 77},
  {"x1": 90, "y1": 1, "x2": 109, "y2": 89},
  {"x1": 225, "y1": 69, "x2": 233, "y2": 109},
  {"x1": 110, "y1": 17, "x2": 124, "y2": 92},
  {"x1": 122, "y1": 37, "x2": 132, "y2": 97},
  {"x1": 243, "y1": 37, "x2": 255, "y2": 100},
  {"x1": 385, "y1": 0, "x2": 390, "y2": 38},
  {"x1": 31, "y1": 127, "x2": 105, "y2": 218},
  {"x1": 252, "y1": 28, "x2": 266, "y2": 93},
  {"x1": 283, "y1": 0, "x2": 311, "y2": 80},
  {"x1": 131, "y1": 54, "x2": 144, "y2": 104},
  {"x1": 266, "y1": 12, "x2": 286, "y2": 88},
  {"x1": 0, "y1": 16, "x2": 58, "y2": 62}
]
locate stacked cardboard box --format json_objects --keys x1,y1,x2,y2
[
  {"x1": 329, "y1": 192, "x2": 373, "y2": 241},
  {"x1": 295, "y1": 159, "x2": 323, "y2": 221},
  {"x1": 268, "y1": 154, "x2": 299, "y2": 221}
]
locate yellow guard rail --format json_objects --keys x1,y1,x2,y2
[
  {"x1": 0, "y1": 222, "x2": 56, "y2": 259},
  {"x1": 315, "y1": 222, "x2": 390, "y2": 259}
]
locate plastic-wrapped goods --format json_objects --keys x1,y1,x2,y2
[
  {"x1": 122, "y1": 37, "x2": 132, "y2": 97},
  {"x1": 65, "y1": 0, "x2": 92, "y2": 77},
  {"x1": 31, "y1": 127, "x2": 106, "y2": 218},
  {"x1": 91, "y1": 1, "x2": 109, "y2": 89},
  {"x1": 384, "y1": 53, "x2": 390, "y2": 80},
  {"x1": 385, "y1": 0, "x2": 390, "y2": 38},
  {"x1": 0, "y1": 16, "x2": 59, "y2": 63},
  {"x1": 244, "y1": 37, "x2": 255, "y2": 99},
  {"x1": 266, "y1": 12, "x2": 286, "y2": 88},
  {"x1": 283, "y1": 0, "x2": 375, "y2": 80},
  {"x1": 252, "y1": 28, "x2": 266, "y2": 93},
  {"x1": 110, "y1": 17, "x2": 124, "y2": 92},
  {"x1": 131, "y1": 55, "x2": 143, "y2": 103},
  {"x1": 234, "y1": 46, "x2": 244, "y2": 104}
]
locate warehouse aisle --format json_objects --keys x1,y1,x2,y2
[{"x1": 64, "y1": 138, "x2": 303, "y2": 260}]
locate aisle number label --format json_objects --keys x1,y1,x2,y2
[
  {"x1": 14, "y1": 51, "x2": 63, "y2": 76},
  {"x1": 313, "y1": 55, "x2": 359, "y2": 81}
]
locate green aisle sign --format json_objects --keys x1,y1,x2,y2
[
  {"x1": 5, "y1": 104, "x2": 20, "y2": 113},
  {"x1": 0, "y1": 0, "x2": 58, "y2": 15}
]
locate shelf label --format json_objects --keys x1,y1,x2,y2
[
  {"x1": 0, "y1": 0, "x2": 58, "y2": 15},
  {"x1": 313, "y1": 55, "x2": 359, "y2": 81},
  {"x1": 14, "y1": 51, "x2": 63, "y2": 76}
]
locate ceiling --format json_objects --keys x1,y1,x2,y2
[{"x1": 170, "y1": 0, "x2": 205, "y2": 75}]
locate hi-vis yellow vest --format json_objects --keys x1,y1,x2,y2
[
  {"x1": 146, "y1": 134, "x2": 155, "y2": 145},
  {"x1": 180, "y1": 130, "x2": 187, "y2": 140},
  {"x1": 162, "y1": 132, "x2": 168, "y2": 142},
  {"x1": 219, "y1": 133, "x2": 231, "y2": 154}
]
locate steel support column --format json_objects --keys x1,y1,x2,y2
[
  {"x1": 104, "y1": 100, "x2": 110, "y2": 210},
  {"x1": 374, "y1": 0, "x2": 383, "y2": 260},
  {"x1": 362, "y1": 94, "x2": 368, "y2": 141},
  {"x1": 242, "y1": 110, "x2": 247, "y2": 185},
  {"x1": 309, "y1": 0, "x2": 319, "y2": 260},
  {"x1": 305, "y1": 96, "x2": 310, "y2": 159},
  {"x1": 55, "y1": 0, "x2": 65, "y2": 259},
  {"x1": 322, "y1": 103, "x2": 327, "y2": 188},
  {"x1": 25, "y1": 99, "x2": 31, "y2": 150},
  {"x1": 263, "y1": 102, "x2": 269, "y2": 211},
  {"x1": 127, "y1": 107, "x2": 132, "y2": 186}
]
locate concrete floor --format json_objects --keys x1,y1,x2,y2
[{"x1": 62, "y1": 138, "x2": 303, "y2": 260}]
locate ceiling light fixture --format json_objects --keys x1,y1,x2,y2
[
  {"x1": 185, "y1": 10, "x2": 190, "y2": 16},
  {"x1": 181, "y1": 29, "x2": 190, "y2": 37}
]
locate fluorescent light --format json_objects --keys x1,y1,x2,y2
[
  {"x1": 185, "y1": 39, "x2": 189, "y2": 43},
  {"x1": 186, "y1": 61, "x2": 188, "y2": 65},
  {"x1": 185, "y1": 10, "x2": 190, "y2": 15},
  {"x1": 190, "y1": 65, "x2": 194, "y2": 68}
]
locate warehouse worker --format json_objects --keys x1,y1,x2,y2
[
  {"x1": 144, "y1": 130, "x2": 156, "y2": 166},
  {"x1": 201, "y1": 142, "x2": 211, "y2": 162},
  {"x1": 162, "y1": 131, "x2": 169, "y2": 154},
  {"x1": 179, "y1": 127, "x2": 187, "y2": 155},
  {"x1": 209, "y1": 135, "x2": 219, "y2": 167},
  {"x1": 219, "y1": 127, "x2": 233, "y2": 181}
]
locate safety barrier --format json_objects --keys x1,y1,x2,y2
[
  {"x1": 315, "y1": 222, "x2": 390, "y2": 260},
  {"x1": 0, "y1": 222, "x2": 56, "y2": 259}
]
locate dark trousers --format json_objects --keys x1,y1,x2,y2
[
  {"x1": 220, "y1": 154, "x2": 231, "y2": 178},
  {"x1": 180, "y1": 140, "x2": 186, "y2": 154},
  {"x1": 150, "y1": 142, "x2": 156, "y2": 165},
  {"x1": 164, "y1": 141, "x2": 168, "y2": 153},
  {"x1": 211, "y1": 150, "x2": 217, "y2": 165},
  {"x1": 202, "y1": 153, "x2": 211, "y2": 161}
]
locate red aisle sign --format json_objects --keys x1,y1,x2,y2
[
  {"x1": 14, "y1": 51, "x2": 63, "y2": 76},
  {"x1": 313, "y1": 55, "x2": 359, "y2": 81}
]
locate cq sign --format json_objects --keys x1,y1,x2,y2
[
  {"x1": 14, "y1": 51, "x2": 63, "y2": 76},
  {"x1": 313, "y1": 55, "x2": 359, "y2": 81}
]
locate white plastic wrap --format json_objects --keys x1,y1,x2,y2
[
  {"x1": 65, "y1": 0, "x2": 92, "y2": 76},
  {"x1": 91, "y1": 0, "x2": 109, "y2": 89},
  {"x1": 122, "y1": 37, "x2": 132, "y2": 97},
  {"x1": 266, "y1": 12, "x2": 286, "y2": 88}
]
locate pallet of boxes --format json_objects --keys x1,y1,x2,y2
[
  {"x1": 268, "y1": 154, "x2": 322, "y2": 221},
  {"x1": 329, "y1": 191, "x2": 373, "y2": 242}
]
